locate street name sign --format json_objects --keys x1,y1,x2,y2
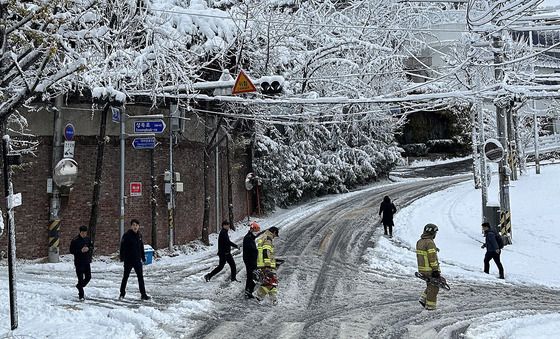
[
  {"x1": 134, "y1": 120, "x2": 166, "y2": 133},
  {"x1": 132, "y1": 137, "x2": 157, "y2": 149}
]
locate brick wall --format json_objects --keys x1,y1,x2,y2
[{"x1": 0, "y1": 135, "x2": 254, "y2": 259}]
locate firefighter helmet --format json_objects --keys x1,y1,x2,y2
[
  {"x1": 423, "y1": 223, "x2": 439, "y2": 234},
  {"x1": 250, "y1": 221, "x2": 260, "y2": 232}
]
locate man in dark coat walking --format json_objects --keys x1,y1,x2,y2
[
  {"x1": 119, "y1": 219, "x2": 151, "y2": 300},
  {"x1": 243, "y1": 221, "x2": 260, "y2": 298},
  {"x1": 205, "y1": 220, "x2": 240, "y2": 282},
  {"x1": 481, "y1": 222, "x2": 505, "y2": 279},
  {"x1": 379, "y1": 195, "x2": 397, "y2": 237},
  {"x1": 69, "y1": 225, "x2": 93, "y2": 301}
]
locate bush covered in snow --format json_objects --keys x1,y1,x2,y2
[{"x1": 253, "y1": 121, "x2": 402, "y2": 209}]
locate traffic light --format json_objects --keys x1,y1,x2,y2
[{"x1": 260, "y1": 80, "x2": 283, "y2": 95}]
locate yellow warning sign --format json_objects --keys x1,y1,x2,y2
[{"x1": 232, "y1": 69, "x2": 257, "y2": 95}]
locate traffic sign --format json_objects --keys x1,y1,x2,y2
[
  {"x1": 134, "y1": 120, "x2": 166, "y2": 133},
  {"x1": 232, "y1": 69, "x2": 257, "y2": 95},
  {"x1": 64, "y1": 123, "x2": 75, "y2": 141},
  {"x1": 132, "y1": 137, "x2": 157, "y2": 149},
  {"x1": 63, "y1": 140, "x2": 75, "y2": 158},
  {"x1": 130, "y1": 182, "x2": 142, "y2": 197},
  {"x1": 111, "y1": 107, "x2": 121, "y2": 123}
]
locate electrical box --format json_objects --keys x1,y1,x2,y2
[
  {"x1": 483, "y1": 204, "x2": 500, "y2": 231},
  {"x1": 164, "y1": 183, "x2": 172, "y2": 194},
  {"x1": 170, "y1": 104, "x2": 185, "y2": 133},
  {"x1": 47, "y1": 178, "x2": 53, "y2": 193},
  {"x1": 164, "y1": 171, "x2": 172, "y2": 182},
  {"x1": 174, "y1": 172, "x2": 180, "y2": 182},
  {"x1": 175, "y1": 182, "x2": 184, "y2": 192}
]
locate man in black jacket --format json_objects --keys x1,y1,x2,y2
[
  {"x1": 69, "y1": 225, "x2": 93, "y2": 301},
  {"x1": 205, "y1": 220, "x2": 240, "y2": 282},
  {"x1": 243, "y1": 221, "x2": 260, "y2": 298},
  {"x1": 481, "y1": 222, "x2": 505, "y2": 279},
  {"x1": 379, "y1": 195, "x2": 397, "y2": 237},
  {"x1": 119, "y1": 219, "x2": 151, "y2": 300}
]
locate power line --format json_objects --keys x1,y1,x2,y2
[{"x1": 137, "y1": 5, "x2": 471, "y2": 33}]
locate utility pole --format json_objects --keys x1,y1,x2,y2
[
  {"x1": 529, "y1": 29, "x2": 541, "y2": 174},
  {"x1": 215, "y1": 116, "x2": 220, "y2": 233},
  {"x1": 150, "y1": 148, "x2": 157, "y2": 249},
  {"x1": 492, "y1": 33, "x2": 512, "y2": 237},
  {"x1": 48, "y1": 97, "x2": 64, "y2": 263},
  {"x1": 506, "y1": 103, "x2": 518, "y2": 181},
  {"x1": 534, "y1": 106, "x2": 541, "y2": 174},
  {"x1": 478, "y1": 100, "x2": 489, "y2": 216},
  {"x1": 2, "y1": 133, "x2": 19, "y2": 330},
  {"x1": 168, "y1": 115, "x2": 175, "y2": 250},
  {"x1": 119, "y1": 112, "x2": 161, "y2": 244},
  {"x1": 119, "y1": 106, "x2": 126, "y2": 239}
]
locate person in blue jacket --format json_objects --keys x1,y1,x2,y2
[{"x1": 481, "y1": 222, "x2": 505, "y2": 279}]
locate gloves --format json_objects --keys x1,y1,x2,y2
[{"x1": 431, "y1": 271, "x2": 440, "y2": 278}]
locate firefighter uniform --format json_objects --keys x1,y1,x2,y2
[
  {"x1": 255, "y1": 229, "x2": 278, "y2": 303},
  {"x1": 416, "y1": 224, "x2": 440, "y2": 310}
]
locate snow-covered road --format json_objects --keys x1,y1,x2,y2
[{"x1": 2, "y1": 161, "x2": 560, "y2": 338}]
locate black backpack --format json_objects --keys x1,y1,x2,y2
[{"x1": 495, "y1": 234, "x2": 504, "y2": 249}]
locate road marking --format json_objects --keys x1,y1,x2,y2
[
  {"x1": 204, "y1": 321, "x2": 244, "y2": 339},
  {"x1": 276, "y1": 322, "x2": 305, "y2": 339}
]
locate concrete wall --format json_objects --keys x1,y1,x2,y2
[{"x1": 0, "y1": 105, "x2": 254, "y2": 259}]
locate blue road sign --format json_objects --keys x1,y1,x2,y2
[
  {"x1": 132, "y1": 137, "x2": 157, "y2": 149},
  {"x1": 111, "y1": 107, "x2": 121, "y2": 123},
  {"x1": 134, "y1": 120, "x2": 166, "y2": 133},
  {"x1": 64, "y1": 123, "x2": 75, "y2": 141}
]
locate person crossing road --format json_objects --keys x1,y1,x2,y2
[
  {"x1": 254, "y1": 227, "x2": 280, "y2": 304},
  {"x1": 205, "y1": 220, "x2": 240, "y2": 283},
  {"x1": 416, "y1": 223, "x2": 441, "y2": 311},
  {"x1": 243, "y1": 221, "x2": 260, "y2": 298}
]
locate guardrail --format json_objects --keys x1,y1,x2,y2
[{"x1": 524, "y1": 134, "x2": 560, "y2": 155}]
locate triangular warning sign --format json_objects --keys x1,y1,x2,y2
[{"x1": 232, "y1": 69, "x2": 257, "y2": 95}]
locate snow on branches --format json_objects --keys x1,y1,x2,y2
[{"x1": 223, "y1": 0, "x2": 442, "y2": 208}]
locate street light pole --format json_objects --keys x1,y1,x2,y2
[
  {"x1": 119, "y1": 113, "x2": 164, "y2": 241},
  {"x1": 119, "y1": 107, "x2": 126, "y2": 239},
  {"x1": 168, "y1": 116, "x2": 174, "y2": 250}
]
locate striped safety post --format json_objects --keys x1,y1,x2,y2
[
  {"x1": 48, "y1": 219, "x2": 60, "y2": 251},
  {"x1": 499, "y1": 210, "x2": 512, "y2": 245}
]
